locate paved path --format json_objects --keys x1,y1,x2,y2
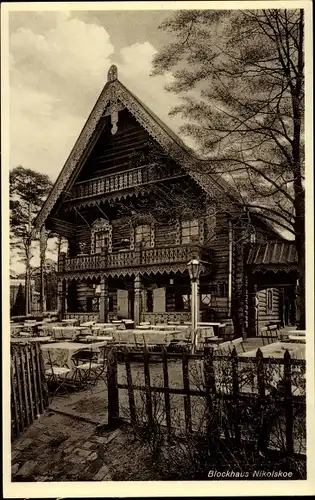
[{"x1": 11, "y1": 411, "x2": 118, "y2": 481}]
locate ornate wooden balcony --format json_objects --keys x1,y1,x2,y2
[
  {"x1": 59, "y1": 245, "x2": 203, "y2": 273},
  {"x1": 70, "y1": 163, "x2": 184, "y2": 199}
]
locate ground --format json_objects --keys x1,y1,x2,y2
[{"x1": 11, "y1": 411, "x2": 165, "y2": 481}]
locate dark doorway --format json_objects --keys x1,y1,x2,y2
[{"x1": 128, "y1": 290, "x2": 134, "y2": 320}]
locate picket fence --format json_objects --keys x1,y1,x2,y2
[
  {"x1": 107, "y1": 345, "x2": 306, "y2": 457},
  {"x1": 11, "y1": 343, "x2": 49, "y2": 440}
]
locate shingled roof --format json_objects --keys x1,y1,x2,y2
[{"x1": 247, "y1": 241, "x2": 298, "y2": 266}]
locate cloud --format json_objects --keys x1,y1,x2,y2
[{"x1": 9, "y1": 11, "x2": 190, "y2": 184}]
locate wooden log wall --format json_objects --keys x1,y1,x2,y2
[
  {"x1": 204, "y1": 212, "x2": 230, "y2": 320},
  {"x1": 75, "y1": 110, "x2": 151, "y2": 182},
  {"x1": 257, "y1": 288, "x2": 281, "y2": 331},
  {"x1": 75, "y1": 225, "x2": 91, "y2": 253}
]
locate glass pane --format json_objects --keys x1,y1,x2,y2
[
  {"x1": 181, "y1": 220, "x2": 190, "y2": 228},
  {"x1": 182, "y1": 228, "x2": 190, "y2": 237},
  {"x1": 182, "y1": 236, "x2": 190, "y2": 244}
]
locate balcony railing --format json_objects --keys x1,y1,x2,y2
[
  {"x1": 60, "y1": 245, "x2": 202, "y2": 273},
  {"x1": 71, "y1": 163, "x2": 183, "y2": 199}
]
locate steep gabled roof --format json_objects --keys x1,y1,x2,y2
[{"x1": 34, "y1": 65, "x2": 241, "y2": 231}]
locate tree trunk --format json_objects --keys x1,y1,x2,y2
[
  {"x1": 25, "y1": 201, "x2": 32, "y2": 315},
  {"x1": 39, "y1": 226, "x2": 48, "y2": 313},
  {"x1": 292, "y1": 9, "x2": 305, "y2": 329},
  {"x1": 295, "y1": 221, "x2": 305, "y2": 329},
  {"x1": 24, "y1": 264, "x2": 29, "y2": 316}
]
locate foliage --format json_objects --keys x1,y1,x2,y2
[
  {"x1": 10, "y1": 283, "x2": 25, "y2": 316},
  {"x1": 10, "y1": 166, "x2": 53, "y2": 249}
]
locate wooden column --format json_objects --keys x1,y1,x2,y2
[
  {"x1": 57, "y1": 279, "x2": 66, "y2": 320},
  {"x1": 248, "y1": 282, "x2": 258, "y2": 337},
  {"x1": 39, "y1": 225, "x2": 48, "y2": 313},
  {"x1": 134, "y1": 274, "x2": 142, "y2": 325},
  {"x1": 99, "y1": 276, "x2": 108, "y2": 323}
]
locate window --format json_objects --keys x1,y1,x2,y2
[
  {"x1": 182, "y1": 294, "x2": 191, "y2": 311},
  {"x1": 92, "y1": 297, "x2": 99, "y2": 312},
  {"x1": 146, "y1": 290, "x2": 153, "y2": 312},
  {"x1": 181, "y1": 219, "x2": 199, "y2": 244},
  {"x1": 94, "y1": 231, "x2": 108, "y2": 254},
  {"x1": 166, "y1": 287, "x2": 190, "y2": 312},
  {"x1": 201, "y1": 294, "x2": 212, "y2": 307},
  {"x1": 135, "y1": 224, "x2": 151, "y2": 248},
  {"x1": 267, "y1": 289, "x2": 273, "y2": 311}
]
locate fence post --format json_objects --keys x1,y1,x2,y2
[
  {"x1": 143, "y1": 345, "x2": 153, "y2": 427},
  {"x1": 11, "y1": 352, "x2": 20, "y2": 439},
  {"x1": 162, "y1": 346, "x2": 172, "y2": 439},
  {"x1": 20, "y1": 346, "x2": 31, "y2": 428},
  {"x1": 107, "y1": 348, "x2": 119, "y2": 428},
  {"x1": 231, "y1": 347, "x2": 241, "y2": 446},
  {"x1": 284, "y1": 350, "x2": 293, "y2": 456},
  {"x1": 25, "y1": 345, "x2": 35, "y2": 422},
  {"x1": 14, "y1": 347, "x2": 24, "y2": 432},
  {"x1": 182, "y1": 352, "x2": 192, "y2": 434},
  {"x1": 124, "y1": 350, "x2": 137, "y2": 427},
  {"x1": 204, "y1": 346, "x2": 216, "y2": 442},
  {"x1": 30, "y1": 344, "x2": 39, "y2": 417},
  {"x1": 256, "y1": 348, "x2": 267, "y2": 453}
]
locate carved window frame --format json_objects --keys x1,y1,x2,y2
[
  {"x1": 91, "y1": 218, "x2": 112, "y2": 254},
  {"x1": 180, "y1": 218, "x2": 203, "y2": 245},
  {"x1": 132, "y1": 218, "x2": 155, "y2": 249}
]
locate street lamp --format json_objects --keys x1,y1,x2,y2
[{"x1": 187, "y1": 258, "x2": 201, "y2": 352}]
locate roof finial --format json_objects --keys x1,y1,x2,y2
[{"x1": 107, "y1": 65, "x2": 118, "y2": 82}]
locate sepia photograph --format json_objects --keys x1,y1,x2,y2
[{"x1": 2, "y1": 1, "x2": 314, "y2": 496}]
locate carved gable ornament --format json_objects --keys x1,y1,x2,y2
[{"x1": 91, "y1": 218, "x2": 111, "y2": 231}]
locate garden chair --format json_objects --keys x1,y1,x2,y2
[
  {"x1": 45, "y1": 350, "x2": 72, "y2": 402},
  {"x1": 216, "y1": 340, "x2": 233, "y2": 355},
  {"x1": 259, "y1": 324, "x2": 279, "y2": 345},
  {"x1": 230, "y1": 337, "x2": 245, "y2": 353},
  {"x1": 72, "y1": 341, "x2": 108, "y2": 391}
]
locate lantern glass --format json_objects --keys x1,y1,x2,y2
[{"x1": 187, "y1": 259, "x2": 201, "y2": 281}]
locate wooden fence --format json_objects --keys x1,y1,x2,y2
[
  {"x1": 107, "y1": 346, "x2": 306, "y2": 457},
  {"x1": 11, "y1": 343, "x2": 49, "y2": 440}
]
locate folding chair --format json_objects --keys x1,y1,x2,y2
[
  {"x1": 216, "y1": 340, "x2": 233, "y2": 355},
  {"x1": 72, "y1": 342, "x2": 108, "y2": 391},
  {"x1": 230, "y1": 337, "x2": 245, "y2": 353},
  {"x1": 45, "y1": 351, "x2": 72, "y2": 402}
]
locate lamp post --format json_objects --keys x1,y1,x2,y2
[{"x1": 187, "y1": 258, "x2": 201, "y2": 353}]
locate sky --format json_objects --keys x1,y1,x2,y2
[{"x1": 9, "y1": 9, "x2": 190, "y2": 181}]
